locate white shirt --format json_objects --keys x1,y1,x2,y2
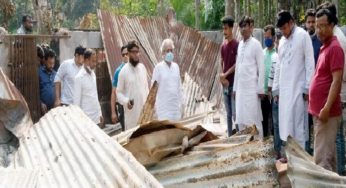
[
  {"x1": 274, "y1": 26, "x2": 314, "y2": 147},
  {"x1": 54, "y1": 58, "x2": 82, "y2": 105},
  {"x1": 233, "y1": 37, "x2": 265, "y2": 137},
  {"x1": 152, "y1": 61, "x2": 183, "y2": 121},
  {"x1": 333, "y1": 26, "x2": 346, "y2": 101},
  {"x1": 16, "y1": 25, "x2": 27, "y2": 34},
  {"x1": 73, "y1": 66, "x2": 102, "y2": 124},
  {"x1": 117, "y1": 63, "x2": 149, "y2": 130},
  {"x1": 267, "y1": 51, "x2": 279, "y2": 88}
]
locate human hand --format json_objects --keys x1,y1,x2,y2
[
  {"x1": 41, "y1": 103, "x2": 48, "y2": 114},
  {"x1": 54, "y1": 99, "x2": 61, "y2": 107},
  {"x1": 319, "y1": 107, "x2": 330, "y2": 123},
  {"x1": 111, "y1": 112, "x2": 118, "y2": 124}
]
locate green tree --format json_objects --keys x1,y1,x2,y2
[
  {"x1": 170, "y1": 0, "x2": 196, "y2": 27},
  {"x1": 101, "y1": 0, "x2": 159, "y2": 17},
  {"x1": 202, "y1": 0, "x2": 225, "y2": 30}
]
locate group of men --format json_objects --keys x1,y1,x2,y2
[
  {"x1": 39, "y1": 45, "x2": 104, "y2": 126},
  {"x1": 220, "y1": 1, "x2": 346, "y2": 174},
  {"x1": 110, "y1": 39, "x2": 184, "y2": 131},
  {"x1": 39, "y1": 38, "x2": 184, "y2": 132},
  {"x1": 36, "y1": 0, "x2": 345, "y2": 174}
]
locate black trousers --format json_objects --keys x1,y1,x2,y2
[
  {"x1": 116, "y1": 102, "x2": 125, "y2": 131},
  {"x1": 261, "y1": 95, "x2": 272, "y2": 137}
]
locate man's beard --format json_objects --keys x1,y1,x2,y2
[
  {"x1": 308, "y1": 29, "x2": 315, "y2": 35},
  {"x1": 130, "y1": 59, "x2": 139, "y2": 66}
]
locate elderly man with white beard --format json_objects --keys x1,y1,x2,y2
[{"x1": 151, "y1": 38, "x2": 184, "y2": 121}]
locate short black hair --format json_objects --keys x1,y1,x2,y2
[
  {"x1": 127, "y1": 40, "x2": 139, "y2": 51},
  {"x1": 316, "y1": 1, "x2": 338, "y2": 24},
  {"x1": 221, "y1": 16, "x2": 235, "y2": 28},
  {"x1": 316, "y1": 8, "x2": 337, "y2": 26},
  {"x1": 264, "y1": 25, "x2": 275, "y2": 37},
  {"x1": 276, "y1": 10, "x2": 294, "y2": 27},
  {"x1": 74, "y1": 45, "x2": 86, "y2": 56},
  {"x1": 84, "y1": 48, "x2": 96, "y2": 59},
  {"x1": 239, "y1": 16, "x2": 254, "y2": 27},
  {"x1": 22, "y1": 15, "x2": 32, "y2": 23},
  {"x1": 305, "y1": 9, "x2": 316, "y2": 21},
  {"x1": 44, "y1": 49, "x2": 56, "y2": 60},
  {"x1": 121, "y1": 45, "x2": 128, "y2": 53}
]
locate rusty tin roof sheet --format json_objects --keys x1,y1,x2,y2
[
  {"x1": 97, "y1": 10, "x2": 221, "y2": 100},
  {"x1": 147, "y1": 137, "x2": 278, "y2": 187},
  {"x1": 286, "y1": 136, "x2": 346, "y2": 187},
  {"x1": 11, "y1": 106, "x2": 162, "y2": 188}
]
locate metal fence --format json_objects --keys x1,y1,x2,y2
[{"x1": 6, "y1": 35, "x2": 69, "y2": 122}]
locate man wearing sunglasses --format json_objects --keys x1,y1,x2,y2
[{"x1": 111, "y1": 45, "x2": 128, "y2": 131}]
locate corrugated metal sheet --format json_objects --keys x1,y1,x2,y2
[
  {"x1": 11, "y1": 105, "x2": 162, "y2": 188},
  {"x1": 0, "y1": 168, "x2": 38, "y2": 188},
  {"x1": 138, "y1": 81, "x2": 158, "y2": 124},
  {"x1": 0, "y1": 68, "x2": 31, "y2": 167},
  {"x1": 0, "y1": 68, "x2": 32, "y2": 140},
  {"x1": 286, "y1": 136, "x2": 346, "y2": 187},
  {"x1": 7, "y1": 35, "x2": 41, "y2": 122},
  {"x1": 97, "y1": 10, "x2": 230, "y2": 117},
  {"x1": 5, "y1": 34, "x2": 70, "y2": 122},
  {"x1": 147, "y1": 136, "x2": 278, "y2": 187}
]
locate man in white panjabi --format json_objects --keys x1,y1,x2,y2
[
  {"x1": 151, "y1": 38, "x2": 184, "y2": 121},
  {"x1": 273, "y1": 11, "x2": 315, "y2": 148},
  {"x1": 117, "y1": 40, "x2": 149, "y2": 130},
  {"x1": 233, "y1": 16, "x2": 265, "y2": 138},
  {"x1": 73, "y1": 49, "x2": 103, "y2": 126}
]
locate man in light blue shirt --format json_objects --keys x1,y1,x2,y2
[{"x1": 111, "y1": 45, "x2": 128, "y2": 130}]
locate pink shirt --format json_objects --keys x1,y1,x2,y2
[{"x1": 309, "y1": 36, "x2": 344, "y2": 117}]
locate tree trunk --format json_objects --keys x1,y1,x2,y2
[
  {"x1": 235, "y1": 0, "x2": 241, "y2": 21},
  {"x1": 278, "y1": 0, "x2": 290, "y2": 11},
  {"x1": 157, "y1": 0, "x2": 165, "y2": 16},
  {"x1": 195, "y1": 0, "x2": 200, "y2": 29},
  {"x1": 332, "y1": 0, "x2": 339, "y2": 18},
  {"x1": 225, "y1": 0, "x2": 235, "y2": 16},
  {"x1": 268, "y1": 0, "x2": 272, "y2": 26},
  {"x1": 259, "y1": 0, "x2": 263, "y2": 27},
  {"x1": 32, "y1": 0, "x2": 52, "y2": 34},
  {"x1": 246, "y1": 0, "x2": 251, "y2": 16},
  {"x1": 243, "y1": 0, "x2": 247, "y2": 16}
]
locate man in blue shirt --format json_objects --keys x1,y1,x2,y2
[
  {"x1": 39, "y1": 49, "x2": 56, "y2": 114},
  {"x1": 111, "y1": 45, "x2": 128, "y2": 130}
]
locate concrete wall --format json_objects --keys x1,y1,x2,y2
[
  {"x1": 200, "y1": 29, "x2": 265, "y2": 46},
  {"x1": 200, "y1": 31, "x2": 224, "y2": 44},
  {"x1": 59, "y1": 31, "x2": 103, "y2": 62}
]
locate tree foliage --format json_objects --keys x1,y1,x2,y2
[{"x1": 1, "y1": 0, "x2": 346, "y2": 33}]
